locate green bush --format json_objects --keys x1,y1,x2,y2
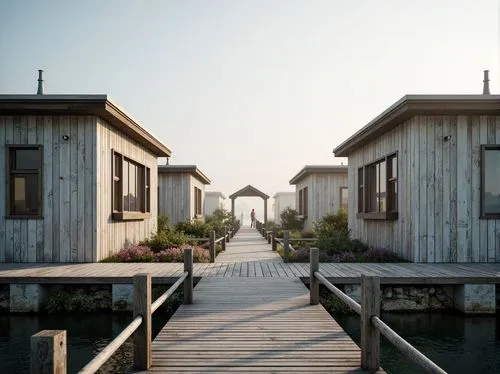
[
  {"x1": 175, "y1": 220, "x2": 211, "y2": 238},
  {"x1": 140, "y1": 229, "x2": 189, "y2": 252},
  {"x1": 300, "y1": 230, "x2": 315, "y2": 238},
  {"x1": 280, "y1": 208, "x2": 305, "y2": 231},
  {"x1": 313, "y1": 210, "x2": 348, "y2": 237},
  {"x1": 264, "y1": 220, "x2": 278, "y2": 230}
]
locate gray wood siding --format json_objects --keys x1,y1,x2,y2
[
  {"x1": 295, "y1": 173, "x2": 348, "y2": 230},
  {"x1": 158, "y1": 173, "x2": 191, "y2": 224},
  {"x1": 0, "y1": 115, "x2": 96, "y2": 263},
  {"x1": 348, "y1": 115, "x2": 500, "y2": 263},
  {"x1": 95, "y1": 118, "x2": 158, "y2": 261}
]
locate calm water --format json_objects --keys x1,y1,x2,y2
[
  {"x1": 0, "y1": 313, "x2": 169, "y2": 374},
  {"x1": 1, "y1": 312, "x2": 500, "y2": 373},
  {"x1": 336, "y1": 312, "x2": 500, "y2": 374}
]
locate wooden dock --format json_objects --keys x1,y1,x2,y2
[{"x1": 143, "y1": 277, "x2": 383, "y2": 373}]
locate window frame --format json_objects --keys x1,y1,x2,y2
[
  {"x1": 111, "y1": 150, "x2": 151, "y2": 221},
  {"x1": 194, "y1": 186, "x2": 202, "y2": 217},
  {"x1": 298, "y1": 186, "x2": 308, "y2": 218},
  {"x1": 480, "y1": 145, "x2": 500, "y2": 219},
  {"x1": 356, "y1": 152, "x2": 398, "y2": 220},
  {"x1": 6, "y1": 145, "x2": 43, "y2": 219},
  {"x1": 339, "y1": 186, "x2": 348, "y2": 211}
]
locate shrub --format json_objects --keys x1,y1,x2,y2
[
  {"x1": 141, "y1": 229, "x2": 189, "y2": 252},
  {"x1": 193, "y1": 247, "x2": 210, "y2": 262},
  {"x1": 157, "y1": 214, "x2": 170, "y2": 234},
  {"x1": 264, "y1": 220, "x2": 278, "y2": 231},
  {"x1": 156, "y1": 247, "x2": 183, "y2": 262},
  {"x1": 175, "y1": 220, "x2": 211, "y2": 238},
  {"x1": 331, "y1": 251, "x2": 356, "y2": 262},
  {"x1": 280, "y1": 208, "x2": 305, "y2": 231},
  {"x1": 300, "y1": 230, "x2": 315, "y2": 238},
  {"x1": 102, "y1": 245, "x2": 156, "y2": 262},
  {"x1": 313, "y1": 210, "x2": 348, "y2": 238},
  {"x1": 316, "y1": 231, "x2": 355, "y2": 255},
  {"x1": 362, "y1": 248, "x2": 402, "y2": 262}
]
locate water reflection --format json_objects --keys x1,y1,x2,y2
[
  {"x1": 335, "y1": 312, "x2": 500, "y2": 374},
  {"x1": 0, "y1": 313, "x2": 169, "y2": 374}
]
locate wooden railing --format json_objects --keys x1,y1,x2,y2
[
  {"x1": 30, "y1": 248, "x2": 195, "y2": 374},
  {"x1": 309, "y1": 248, "x2": 447, "y2": 374},
  {"x1": 188, "y1": 225, "x2": 237, "y2": 262}
]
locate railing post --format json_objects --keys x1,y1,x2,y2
[
  {"x1": 184, "y1": 247, "x2": 193, "y2": 304},
  {"x1": 267, "y1": 231, "x2": 271, "y2": 244},
  {"x1": 209, "y1": 230, "x2": 216, "y2": 263},
  {"x1": 224, "y1": 226, "x2": 228, "y2": 242},
  {"x1": 133, "y1": 273, "x2": 151, "y2": 370},
  {"x1": 271, "y1": 229, "x2": 277, "y2": 251},
  {"x1": 361, "y1": 275, "x2": 380, "y2": 371},
  {"x1": 283, "y1": 230, "x2": 290, "y2": 262},
  {"x1": 227, "y1": 229, "x2": 231, "y2": 242},
  {"x1": 31, "y1": 330, "x2": 67, "y2": 374},
  {"x1": 221, "y1": 234, "x2": 226, "y2": 252},
  {"x1": 310, "y1": 248, "x2": 319, "y2": 305}
]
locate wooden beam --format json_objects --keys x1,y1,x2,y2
[
  {"x1": 31, "y1": 330, "x2": 66, "y2": 374},
  {"x1": 133, "y1": 274, "x2": 151, "y2": 370}
]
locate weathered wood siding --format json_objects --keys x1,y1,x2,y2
[
  {"x1": 0, "y1": 115, "x2": 96, "y2": 263},
  {"x1": 96, "y1": 118, "x2": 158, "y2": 261},
  {"x1": 295, "y1": 172, "x2": 348, "y2": 230},
  {"x1": 348, "y1": 115, "x2": 500, "y2": 263},
  {"x1": 158, "y1": 173, "x2": 191, "y2": 224},
  {"x1": 204, "y1": 194, "x2": 224, "y2": 216}
]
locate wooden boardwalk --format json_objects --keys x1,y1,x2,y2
[
  {"x1": 140, "y1": 228, "x2": 384, "y2": 372},
  {"x1": 1, "y1": 225, "x2": 500, "y2": 284}
]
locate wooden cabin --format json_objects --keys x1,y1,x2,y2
[
  {"x1": 0, "y1": 94, "x2": 171, "y2": 263},
  {"x1": 289, "y1": 165, "x2": 348, "y2": 230},
  {"x1": 158, "y1": 165, "x2": 211, "y2": 224},
  {"x1": 272, "y1": 192, "x2": 296, "y2": 224},
  {"x1": 333, "y1": 94, "x2": 500, "y2": 263},
  {"x1": 204, "y1": 191, "x2": 226, "y2": 216}
]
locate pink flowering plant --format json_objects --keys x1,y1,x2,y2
[{"x1": 102, "y1": 244, "x2": 211, "y2": 263}]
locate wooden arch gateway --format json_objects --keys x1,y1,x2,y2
[{"x1": 229, "y1": 185, "x2": 269, "y2": 223}]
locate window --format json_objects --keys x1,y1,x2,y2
[
  {"x1": 298, "y1": 187, "x2": 308, "y2": 217},
  {"x1": 340, "y1": 187, "x2": 348, "y2": 211},
  {"x1": 357, "y1": 153, "x2": 398, "y2": 220},
  {"x1": 194, "y1": 187, "x2": 202, "y2": 216},
  {"x1": 112, "y1": 150, "x2": 151, "y2": 220},
  {"x1": 7, "y1": 146, "x2": 43, "y2": 218},
  {"x1": 481, "y1": 145, "x2": 500, "y2": 217}
]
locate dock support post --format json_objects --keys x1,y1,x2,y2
[
  {"x1": 31, "y1": 330, "x2": 66, "y2": 374},
  {"x1": 361, "y1": 275, "x2": 380, "y2": 371},
  {"x1": 209, "y1": 230, "x2": 216, "y2": 263},
  {"x1": 184, "y1": 248, "x2": 193, "y2": 304},
  {"x1": 283, "y1": 230, "x2": 290, "y2": 262},
  {"x1": 133, "y1": 274, "x2": 151, "y2": 370},
  {"x1": 310, "y1": 248, "x2": 319, "y2": 305}
]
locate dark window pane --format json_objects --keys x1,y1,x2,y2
[
  {"x1": 12, "y1": 174, "x2": 39, "y2": 215},
  {"x1": 391, "y1": 156, "x2": 397, "y2": 179},
  {"x1": 14, "y1": 149, "x2": 40, "y2": 170},
  {"x1": 368, "y1": 164, "x2": 377, "y2": 212},
  {"x1": 146, "y1": 168, "x2": 151, "y2": 213},
  {"x1": 129, "y1": 163, "x2": 137, "y2": 211},
  {"x1": 484, "y1": 149, "x2": 500, "y2": 214}
]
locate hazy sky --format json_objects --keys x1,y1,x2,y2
[{"x1": 1, "y1": 0, "x2": 499, "y2": 208}]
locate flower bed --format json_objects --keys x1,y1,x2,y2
[{"x1": 101, "y1": 244, "x2": 212, "y2": 263}]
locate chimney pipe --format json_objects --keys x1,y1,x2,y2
[
  {"x1": 36, "y1": 69, "x2": 44, "y2": 95},
  {"x1": 483, "y1": 70, "x2": 490, "y2": 95}
]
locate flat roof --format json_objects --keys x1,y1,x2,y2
[
  {"x1": 205, "y1": 191, "x2": 227, "y2": 199},
  {"x1": 333, "y1": 94, "x2": 500, "y2": 157},
  {"x1": 158, "y1": 165, "x2": 211, "y2": 185},
  {"x1": 272, "y1": 192, "x2": 295, "y2": 199},
  {"x1": 0, "y1": 95, "x2": 172, "y2": 157},
  {"x1": 289, "y1": 165, "x2": 348, "y2": 185}
]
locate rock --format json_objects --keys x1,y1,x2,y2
[
  {"x1": 409, "y1": 287, "x2": 418, "y2": 297},
  {"x1": 428, "y1": 287, "x2": 435, "y2": 295},
  {"x1": 393, "y1": 287, "x2": 404, "y2": 295},
  {"x1": 383, "y1": 288, "x2": 393, "y2": 298}
]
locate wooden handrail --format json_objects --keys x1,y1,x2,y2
[
  {"x1": 78, "y1": 316, "x2": 143, "y2": 374},
  {"x1": 309, "y1": 248, "x2": 447, "y2": 373},
  {"x1": 31, "y1": 248, "x2": 195, "y2": 374},
  {"x1": 371, "y1": 316, "x2": 447, "y2": 374},
  {"x1": 151, "y1": 271, "x2": 189, "y2": 313}
]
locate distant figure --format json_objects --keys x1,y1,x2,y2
[{"x1": 250, "y1": 209, "x2": 256, "y2": 228}]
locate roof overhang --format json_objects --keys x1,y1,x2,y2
[
  {"x1": 158, "y1": 165, "x2": 211, "y2": 184},
  {"x1": 289, "y1": 165, "x2": 348, "y2": 185},
  {"x1": 229, "y1": 185, "x2": 269, "y2": 200},
  {"x1": 333, "y1": 94, "x2": 500, "y2": 157},
  {"x1": 0, "y1": 95, "x2": 172, "y2": 157}
]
